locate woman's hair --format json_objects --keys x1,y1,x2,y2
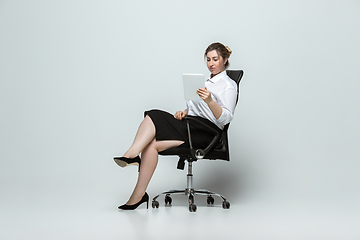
[{"x1": 204, "y1": 42, "x2": 232, "y2": 68}]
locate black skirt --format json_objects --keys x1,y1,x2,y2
[{"x1": 144, "y1": 109, "x2": 221, "y2": 149}]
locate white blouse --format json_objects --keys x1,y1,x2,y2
[{"x1": 186, "y1": 70, "x2": 238, "y2": 130}]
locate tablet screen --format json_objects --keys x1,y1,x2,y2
[{"x1": 183, "y1": 74, "x2": 204, "y2": 101}]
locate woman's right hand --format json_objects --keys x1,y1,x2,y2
[{"x1": 174, "y1": 110, "x2": 187, "y2": 120}]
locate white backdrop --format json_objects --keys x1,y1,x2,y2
[{"x1": 1, "y1": 0, "x2": 360, "y2": 238}]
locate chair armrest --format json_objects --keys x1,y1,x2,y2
[{"x1": 183, "y1": 116, "x2": 221, "y2": 159}]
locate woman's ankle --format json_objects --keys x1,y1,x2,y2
[
  {"x1": 127, "y1": 191, "x2": 145, "y2": 205},
  {"x1": 123, "y1": 150, "x2": 140, "y2": 159}
]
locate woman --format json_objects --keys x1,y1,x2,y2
[{"x1": 114, "y1": 42, "x2": 237, "y2": 210}]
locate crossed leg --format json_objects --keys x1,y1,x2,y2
[{"x1": 122, "y1": 115, "x2": 184, "y2": 205}]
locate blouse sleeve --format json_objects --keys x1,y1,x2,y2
[{"x1": 214, "y1": 85, "x2": 238, "y2": 127}]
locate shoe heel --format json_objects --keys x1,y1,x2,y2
[
  {"x1": 118, "y1": 192, "x2": 149, "y2": 210},
  {"x1": 114, "y1": 156, "x2": 141, "y2": 170}
]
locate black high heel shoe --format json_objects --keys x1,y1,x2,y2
[
  {"x1": 114, "y1": 155, "x2": 141, "y2": 172},
  {"x1": 118, "y1": 192, "x2": 149, "y2": 210}
]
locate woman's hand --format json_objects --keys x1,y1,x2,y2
[
  {"x1": 197, "y1": 87, "x2": 213, "y2": 104},
  {"x1": 174, "y1": 109, "x2": 187, "y2": 120},
  {"x1": 197, "y1": 87, "x2": 223, "y2": 119}
]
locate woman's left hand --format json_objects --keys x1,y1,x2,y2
[{"x1": 197, "y1": 87, "x2": 213, "y2": 104}]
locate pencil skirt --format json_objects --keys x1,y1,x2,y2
[{"x1": 144, "y1": 109, "x2": 221, "y2": 149}]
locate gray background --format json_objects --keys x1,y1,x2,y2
[{"x1": 1, "y1": 0, "x2": 359, "y2": 239}]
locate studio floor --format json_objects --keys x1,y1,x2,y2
[{"x1": 1, "y1": 181, "x2": 359, "y2": 240}]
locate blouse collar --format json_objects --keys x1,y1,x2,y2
[{"x1": 208, "y1": 70, "x2": 227, "y2": 83}]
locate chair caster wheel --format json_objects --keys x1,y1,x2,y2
[
  {"x1": 189, "y1": 203, "x2": 197, "y2": 212},
  {"x1": 222, "y1": 201, "x2": 230, "y2": 209},
  {"x1": 165, "y1": 195, "x2": 172, "y2": 205},
  {"x1": 207, "y1": 196, "x2": 215, "y2": 205},
  {"x1": 152, "y1": 200, "x2": 159, "y2": 209}
]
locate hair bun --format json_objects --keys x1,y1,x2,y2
[{"x1": 225, "y1": 46, "x2": 232, "y2": 56}]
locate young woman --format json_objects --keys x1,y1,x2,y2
[{"x1": 114, "y1": 42, "x2": 237, "y2": 210}]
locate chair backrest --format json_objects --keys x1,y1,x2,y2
[
  {"x1": 226, "y1": 70, "x2": 243, "y2": 105},
  {"x1": 206, "y1": 70, "x2": 243, "y2": 161}
]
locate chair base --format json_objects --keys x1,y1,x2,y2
[
  {"x1": 151, "y1": 188, "x2": 230, "y2": 212},
  {"x1": 152, "y1": 161, "x2": 230, "y2": 212}
]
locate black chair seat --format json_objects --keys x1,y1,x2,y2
[{"x1": 159, "y1": 144, "x2": 228, "y2": 160}]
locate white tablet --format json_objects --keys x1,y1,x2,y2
[{"x1": 182, "y1": 73, "x2": 204, "y2": 101}]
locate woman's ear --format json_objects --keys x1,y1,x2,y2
[{"x1": 224, "y1": 57, "x2": 228, "y2": 65}]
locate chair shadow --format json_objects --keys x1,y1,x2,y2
[{"x1": 194, "y1": 160, "x2": 249, "y2": 202}]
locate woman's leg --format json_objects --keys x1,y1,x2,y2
[
  {"x1": 125, "y1": 139, "x2": 184, "y2": 205},
  {"x1": 123, "y1": 115, "x2": 156, "y2": 158}
]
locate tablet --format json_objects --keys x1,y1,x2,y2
[{"x1": 183, "y1": 73, "x2": 204, "y2": 101}]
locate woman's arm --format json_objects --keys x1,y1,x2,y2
[
  {"x1": 196, "y1": 87, "x2": 222, "y2": 119},
  {"x1": 174, "y1": 109, "x2": 188, "y2": 120}
]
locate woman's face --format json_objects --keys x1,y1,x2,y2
[{"x1": 206, "y1": 50, "x2": 227, "y2": 76}]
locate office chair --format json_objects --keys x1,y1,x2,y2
[{"x1": 152, "y1": 70, "x2": 244, "y2": 212}]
